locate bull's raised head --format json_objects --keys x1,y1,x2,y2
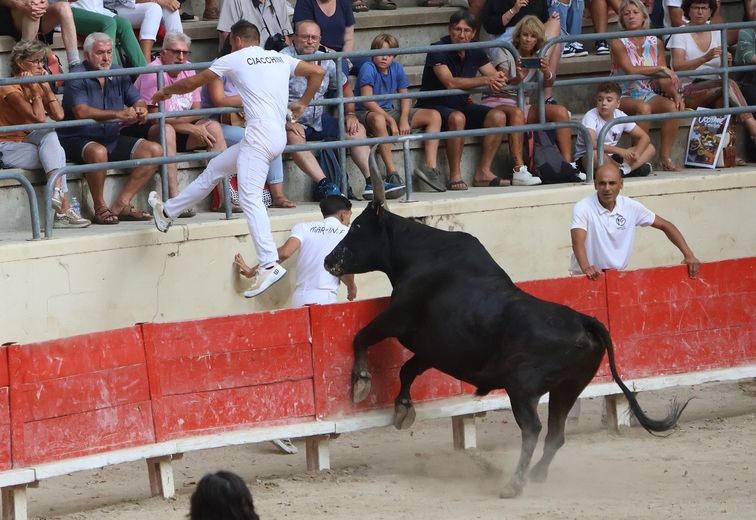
[{"x1": 324, "y1": 145, "x2": 391, "y2": 277}]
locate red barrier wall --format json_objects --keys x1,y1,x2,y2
[
  {"x1": 142, "y1": 308, "x2": 316, "y2": 441},
  {"x1": 607, "y1": 258, "x2": 756, "y2": 379},
  {"x1": 0, "y1": 347, "x2": 11, "y2": 470},
  {"x1": 8, "y1": 327, "x2": 154, "y2": 466},
  {"x1": 310, "y1": 300, "x2": 463, "y2": 419}
]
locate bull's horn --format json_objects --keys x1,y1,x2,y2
[{"x1": 368, "y1": 144, "x2": 385, "y2": 206}]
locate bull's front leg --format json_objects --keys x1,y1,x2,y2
[
  {"x1": 352, "y1": 314, "x2": 396, "y2": 403},
  {"x1": 500, "y1": 395, "x2": 542, "y2": 499},
  {"x1": 393, "y1": 355, "x2": 430, "y2": 430}
]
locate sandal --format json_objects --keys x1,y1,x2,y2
[
  {"x1": 659, "y1": 158, "x2": 682, "y2": 172},
  {"x1": 117, "y1": 205, "x2": 152, "y2": 221},
  {"x1": 473, "y1": 177, "x2": 510, "y2": 187},
  {"x1": 202, "y1": 6, "x2": 219, "y2": 20},
  {"x1": 447, "y1": 179, "x2": 468, "y2": 191},
  {"x1": 352, "y1": 0, "x2": 370, "y2": 11},
  {"x1": 374, "y1": 0, "x2": 396, "y2": 9},
  {"x1": 418, "y1": 0, "x2": 445, "y2": 6},
  {"x1": 93, "y1": 206, "x2": 119, "y2": 225},
  {"x1": 271, "y1": 198, "x2": 297, "y2": 208}
]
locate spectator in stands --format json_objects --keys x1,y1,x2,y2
[
  {"x1": 283, "y1": 20, "x2": 405, "y2": 200},
  {"x1": 0, "y1": 0, "x2": 81, "y2": 70},
  {"x1": 484, "y1": 15, "x2": 576, "y2": 170},
  {"x1": 668, "y1": 0, "x2": 756, "y2": 152},
  {"x1": 103, "y1": 0, "x2": 184, "y2": 63},
  {"x1": 293, "y1": 0, "x2": 354, "y2": 53},
  {"x1": 189, "y1": 470, "x2": 260, "y2": 520},
  {"x1": 203, "y1": 38, "x2": 296, "y2": 209},
  {"x1": 574, "y1": 81, "x2": 655, "y2": 176},
  {"x1": 570, "y1": 162, "x2": 700, "y2": 280},
  {"x1": 417, "y1": 8, "x2": 541, "y2": 189},
  {"x1": 481, "y1": 0, "x2": 562, "y2": 102},
  {"x1": 610, "y1": 0, "x2": 684, "y2": 171},
  {"x1": 551, "y1": 0, "x2": 587, "y2": 58},
  {"x1": 59, "y1": 32, "x2": 163, "y2": 225},
  {"x1": 356, "y1": 33, "x2": 446, "y2": 192},
  {"x1": 217, "y1": 0, "x2": 293, "y2": 53},
  {"x1": 63, "y1": 0, "x2": 147, "y2": 68},
  {"x1": 0, "y1": 39, "x2": 90, "y2": 228},
  {"x1": 126, "y1": 32, "x2": 227, "y2": 215},
  {"x1": 234, "y1": 194, "x2": 357, "y2": 304},
  {"x1": 735, "y1": 3, "x2": 756, "y2": 104}
]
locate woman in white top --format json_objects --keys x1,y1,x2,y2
[{"x1": 668, "y1": 0, "x2": 756, "y2": 145}]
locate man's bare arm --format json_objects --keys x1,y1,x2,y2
[{"x1": 650, "y1": 216, "x2": 701, "y2": 278}]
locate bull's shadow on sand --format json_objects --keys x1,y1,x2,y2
[{"x1": 323, "y1": 148, "x2": 690, "y2": 499}]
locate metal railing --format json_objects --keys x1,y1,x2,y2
[
  {"x1": 0, "y1": 172, "x2": 41, "y2": 240},
  {"x1": 2, "y1": 20, "x2": 756, "y2": 238}
]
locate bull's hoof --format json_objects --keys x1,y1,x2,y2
[
  {"x1": 393, "y1": 400, "x2": 416, "y2": 430},
  {"x1": 352, "y1": 371, "x2": 372, "y2": 403},
  {"x1": 498, "y1": 481, "x2": 523, "y2": 499}
]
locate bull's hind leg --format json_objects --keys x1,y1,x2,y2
[
  {"x1": 352, "y1": 311, "x2": 403, "y2": 403},
  {"x1": 393, "y1": 355, "x2": 430, "y2": 430},
  {"x1": 500, "y1": 395, "x2": 541, "y2": 498}
]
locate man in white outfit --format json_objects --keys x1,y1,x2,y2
[
  {"x1": 234, "y1": 194, "x2": 357, "y2": 306},
  {"x1": 148, "y1": 20, "x2": 325, "y2": 298}
]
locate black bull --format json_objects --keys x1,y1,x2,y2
[{"x1": 323, "y1": 150, "x2": 688, "y2": 498}]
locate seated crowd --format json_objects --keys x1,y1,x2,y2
[{"x1": 1, "y1": 0, "x2": 754, "y2": 229}]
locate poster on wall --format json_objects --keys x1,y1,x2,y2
[{"x1": 685, "y1": 111, "x2": 731, "y2": 169}]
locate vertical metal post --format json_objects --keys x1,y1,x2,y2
[
  {"x1": 721, "y1": 28, "x2": 729, "y2": 108},
  {"x1": 402, "y1": 138, "x2": 414, "y2": 202},
  {"x1": 156, "y1": 72, "x2": 169, "y2": 200},
  {"x1": 336, "y1": 56, "x2": 348, "y2": 195}
]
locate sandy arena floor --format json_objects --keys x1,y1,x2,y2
[{"x1": 29, "y1": 379, "x2": 756, "y2": 520}]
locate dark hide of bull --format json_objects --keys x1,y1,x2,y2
[{"x1": 323, "y1": 147, "x2": 688, "y2": 499}]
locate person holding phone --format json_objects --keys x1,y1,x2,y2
[{"x1": 484, "y1": 16, "x2": 578, "y2": 170}]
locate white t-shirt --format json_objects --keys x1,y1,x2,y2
[
  {"x1": 209, "y1": 46, "x2": 299, "y2": 142},
  {"x1": 575, "y1": 108, "x2": 637, "y2": 161},
  {"x1": 667, "y1": 30, "x2": 721, "y2": 85},
  {"x1": 569, "y1": 194, "x2": 656, "y2": 274},
  {"x1": 662, "y1": 0, "x2": 687, "y2": 31},
  {"x1": 289, "y1": 216, "x2": 349, "y2": 306}
]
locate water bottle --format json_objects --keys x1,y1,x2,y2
[{"x1": 71, "y1": 196, "x2": 80, "y2": 215}]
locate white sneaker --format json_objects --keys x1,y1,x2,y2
[
  {"x1": 512, "y1": 165, "x2": 542, "y2": 186},
  {"x1": 51, "y1": 187, "x2": 63, "y2": 212},
  {"x1": 53, "y1": 207, "x2": 91, "y2": 228},
  {"x1": 148, "y1": 191, "x2": 172, "y2": 233},
  {"x1": 576, "y1": 171, "x2": 587, "y2": 182},
  {"x1": 244, "y1": 263, "x2": 287, "y2": 298}
]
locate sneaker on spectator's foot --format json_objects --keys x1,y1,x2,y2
[
  {"x1": 512, "y1": 165, "x2": 542, "y2": 186},
  {"x1": 54, "y1": 207, "x2": 91, "y2": 228},
  {"x1": 271, "y1": 439, "x2": 298, "y2": 454},
  {"x1": 386, "y1": 171, "x2": 404, "y2": 186},
  {"x1": 561, "y1": 43, "x2": 579, "y2": 58},
  {"x1": 148, "y1": 191, "x2": 172, "y2": 233},
  {"x1": 626, "y1": 162, "x2": 653, "y2": 177},
  {"x1": 544, "y1": 97, "x2": 559, "y2": 105},
  {"x1": 595, "y1": 40, "x2": 610, "y2": 55},
  {"x1": 414, "y1": 164, "x2": 446, "y2": 192},
  {"x1": 364, "y1": 181, "x2": 405, "y2": 200},
  {"x1": 569, "y1": 161, "x2": 587, "y2": 182},
  {"x1": 51, "y1": 187, "x2": 63, "y2": 212},
  {"x1": 315, "y1": 179, "x2": 342, "y2": 200},
  {"x1": 244, "y1": 263, "x2": 287, "y2": 298},
  {"x1": 570, "y1": 42, "x2": 588, "y2": 57},
  {"x1": 180, "y1": 12, "x2": 198, "y2": 21}
]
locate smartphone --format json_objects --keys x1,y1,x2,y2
[{"x1": 521, "y1": 57, "x2": 541, "y2": 69}]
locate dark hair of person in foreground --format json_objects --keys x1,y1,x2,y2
[{"x1": 188, "y1": 471, "x2": 260, "y2": 520}]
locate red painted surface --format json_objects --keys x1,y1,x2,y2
[
  {"x1": 606, "y1": 259, "x2": 756, "y2": 379},
  {"x1": 0, "y1": 347, "x2": 11, "y2": 470},
  {"x1": 142, "y1": 309, "x2": 316, "y2": 441},
  {"x1": 8, "y1": 328, "x2": 154, "y2": 466},
  {"x1": 310, "y1": 300, "x2": 463, "y2": 420}
]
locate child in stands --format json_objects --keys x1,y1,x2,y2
[
  {"x1": 574, "y1": 82, "x2": 655, "y2": 177},
  {"x1": 356, "y1": 33, "x2": 446, "y2": 192}
]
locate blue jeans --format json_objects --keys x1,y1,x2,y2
[
  {"x1": 549, "y1": 0, "x2": 584, "y2": 39},
  {"x1": 220, "y1": 123, "x2": 284, "y2": 185}
]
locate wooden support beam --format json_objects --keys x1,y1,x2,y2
[
  {"x1": 1, "y1": 485, "x2": 28, "y2": 520},
  {"x1": 305, "y1": 435, "x2": 331, "y2": 471},
  {"x1": 146, "y1": 455, "x2": 178, "y2": 498},
  {"x1": 603, "y1": 394, "x2": 632, "y2": 431},
  {"x1": 451, "y1": 414, "x2": 477, "y2": 450}
]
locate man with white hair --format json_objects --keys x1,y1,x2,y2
[
  {"x1": 125, "y1": 32, "x2": 227, "y2": 215},
  {"x1": 59, "y1": 32, "x2": 164, "y2": 225}
]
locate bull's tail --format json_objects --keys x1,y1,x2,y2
[{"x1": 587, "y1": 318, "x2": 690, "y2": 433}]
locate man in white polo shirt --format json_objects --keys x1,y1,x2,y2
[
  {"x1": 147, "y1": 20, "x2": 325, "y2": 298},
  {"x1": 570, "y1": 163, "x2": 700, "y2": 280},
  {"x1": 234, "y1": 195, "x2": 357, "y2": 306}
]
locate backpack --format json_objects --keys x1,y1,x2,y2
[
  {"x1": 42, "y1": 50, "x2": 65, "y2": 94},
  {"x1": 314, "y1": 148, "x2": 356, "y2": 200},
  {"x1": 529, "y1": 130, "x2": 580, "y2": 184}
]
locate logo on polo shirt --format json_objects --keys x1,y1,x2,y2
[{"x1": 615, "y1": 214, "x2": 627, "y2": 227}]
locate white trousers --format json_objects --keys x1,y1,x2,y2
[
  {"x1": 164, "y1": 139, "x2": 279, "y2": 267},
  {"x1": 114, "y1": 3, "x2": 183, "y2": 41},
  {"x1": 0, "y1": 129, "x2": 68, "y2": 191},
  {"x1": 291, "y1": 288, "x2": 338, "y2": 308}
]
